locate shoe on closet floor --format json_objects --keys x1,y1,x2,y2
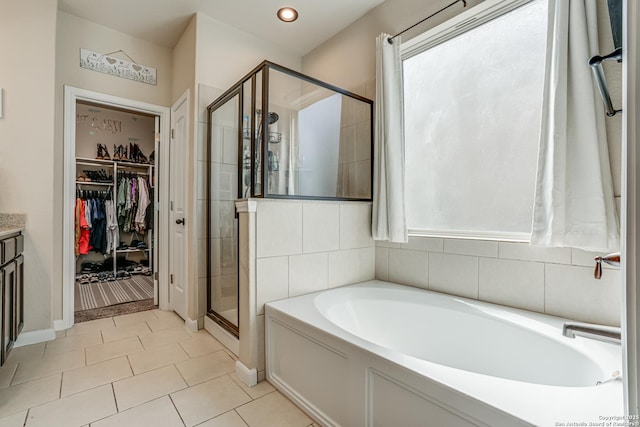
[{"x1": 101, "y1": 144, "x2": 111, "y2": 161}]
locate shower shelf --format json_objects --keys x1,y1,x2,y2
[{"x1": 242, "y1": 129, "x2": 282, "y2": 144}]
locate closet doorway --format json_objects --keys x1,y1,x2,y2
[{"x1": 63, "y1": 87, "x2": 171, "y2": 328}]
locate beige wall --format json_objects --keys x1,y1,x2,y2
[
  {"x1": 0, "y1": 1, "x2": 58, "y2": 332},
  {"x1": 302, "y1": 0, "x2": 483, "y2": 95},
  {"x1": 56, "y1": 12, "x2": 173, "y2": 107},
  {"x1": 302, "y1": 0, "x2": 624, "y2": 326}
]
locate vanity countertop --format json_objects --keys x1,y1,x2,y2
[{"x1": 0, "y1": 214, "x2": 26, "y2": 239}]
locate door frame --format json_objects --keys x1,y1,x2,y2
[
  {"x1": 168, "y1": 89, "x2": 190, "y2": 321},
  {"x1": 623, "y1": 0, "x2": 640, "y2": 416},
  {"x1": 61, "y1": 86, "x2": 171, "y2": 330}
]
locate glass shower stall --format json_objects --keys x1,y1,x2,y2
[{"x1": 206, "y1": 61, "x2": 373, "y2": 336}]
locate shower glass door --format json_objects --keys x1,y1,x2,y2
[{"x1": 207, "y1": 91, "x2": 240, "y2": 335}]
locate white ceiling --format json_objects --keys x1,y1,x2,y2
[{"x1": 58, "y1": 0, "x2": 386, "y2": 55}]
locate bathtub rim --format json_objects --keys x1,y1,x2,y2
[{"x1": 264, "y1": 279, "x2": 624, "y2": 426}]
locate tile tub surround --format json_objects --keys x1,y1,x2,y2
[
  {"x1": 376, "y1": 237, "x2": 621, "y2": 326},
  {"x1": 0, "y1": 309, "x2": 315, "y2": 427},
  {"x1": 235, "y1": 199, "x2": 375, "y2": 384}
]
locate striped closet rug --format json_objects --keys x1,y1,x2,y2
[{"x1": 75, "y1": 275, "x2": 154, "y2": 312}]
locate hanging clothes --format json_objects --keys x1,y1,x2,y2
[
  {"x1": 74, "y1": 198, "x2": 82, "y2": 256},
  {"x1": 135, "y1": 177, "x2": 150, "y2": 233},
  {"x1": 105, "y1": 199, "x2": 119, "y2": 252},
  {"x1": 76, "y1": 197, "x2": 91, "y2": 255}
]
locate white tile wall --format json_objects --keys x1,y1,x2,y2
[
  {"x1": 479, "y1": 258, "x2": 545, "y2": 312},
  {"x1": 339, "y1": 203, "x2": 373, "y2": 249},
  {"x1": 428, "y1": 253, "x2": 478, "y2": 299},
  {"x1": 359, "y1": 247, "x2": 375, "y2": 282},
  {"x1": 444, "y1": 239, "x2": 497, "y2": 258},
  {"x1": 289, "y1": 253, "x2": 329, "y2": 297},
  {"x1": 253, "y1": 200, "x2": 374, "y2": 314},
  {"x1": 545, "y1": 264, "x2": 621, "y2": 326},
  {"x1": 388, "y1": 249, "x2": 428, "y2": 289},
  {"x1": 256, "y1": 257, "x2": 289, "y2": 315},
  {"x1": 499, "y1": 242, "x2": 571, "y2": 264},
  {"x1": 329, "y1": 249, "x2": 361, "y2": 288},
  {"x1": 302, "y1": 203, "x2": 339, "y2": 253},
  {"x1": 375, "y1": 235, "x2": 621, "y2": 325},
  {"x1": 375, "y1": 247, "x2": 389, "y2": 281},
  {"x1": 256, "y1": 201, "x2": 303, "y2": 258}
]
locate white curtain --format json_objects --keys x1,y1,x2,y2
[
  {"x1": 372, "y1": 34, "x2": 408, "y2": 243},
  {"x1": 531, "y1": 0, "x2": 619, "y2": 252}
]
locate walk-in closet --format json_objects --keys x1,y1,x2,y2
[{"x1": 73, "y1": 101, "x2": 158, "y2": 321}]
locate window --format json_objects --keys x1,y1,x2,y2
[{"x1": 402, "y1": 0, "x2": 548, "y2": 240}]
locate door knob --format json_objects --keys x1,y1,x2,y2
[{"x1": 176, "y1": 218, "x2": 185, "y2": 225}]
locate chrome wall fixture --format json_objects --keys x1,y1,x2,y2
[{"x1": 589, "y1": 48, "x2": 622, "y2": 117}]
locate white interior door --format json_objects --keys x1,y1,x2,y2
[{"x1": 169, "y1": 92, "x2": 189, "y2": 320}]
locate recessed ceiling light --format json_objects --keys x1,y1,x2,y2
[{"x1": 277, "y1": 7, "x2": 298, "y2": 23}]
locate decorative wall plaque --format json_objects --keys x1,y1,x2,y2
[{"x1": 80, "y1": 48, "x2": 157, "y2": 85}]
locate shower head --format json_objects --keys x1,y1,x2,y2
[{"x1": 268, "y1": 112, "x2": 279, "y2": 125}]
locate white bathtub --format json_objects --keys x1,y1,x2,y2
[{"x1": 265, "y1": 280, "x2": 623, "y2": 427}]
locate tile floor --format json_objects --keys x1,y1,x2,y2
[{"x1": 0, "y1": 309, "x2": 318, "y2": 427}]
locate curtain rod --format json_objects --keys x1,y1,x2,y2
[{"x1": 387, "y1": 0, "x2": 467, "y2": 44}]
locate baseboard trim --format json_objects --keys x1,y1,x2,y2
[
  {"x1": 204, "y1": 316, "x2": 239, "y2": 356},
  {"x1": 14, "y1": 328, "x2": 56, "y2": 348},
  {"x1": 53, "y1": 319, "x2": 69, "y2": 331},
  {"x1": 185, "y1": 317, "x2": 198, "y2": 332},
  {"x1": 236, "y1": 360, "x2": 258, "y2": 387}
]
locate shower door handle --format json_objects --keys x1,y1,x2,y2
[{"x1": 175, "y1": 218, "x2": 185, "y2": 225}]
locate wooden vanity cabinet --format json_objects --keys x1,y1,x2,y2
[{"x1": 1, "y1": 232, "x2": 24, "y2": 365}]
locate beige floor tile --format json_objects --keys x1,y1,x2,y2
[
  {"x1": 6, "y1": 343, "x2": 45, "y2": 363},
  {"x1": 113, "y1": 365, "x2": 187, "y2": 411},
  {"x1": 146, "y1": 314, "x2": 186, "y2": 332},
  {"x1": 113, "y1": 310, "x2": 159, "y2": 328},
  {"x1": 0, "y1": 410, "x2": 27, "y2": 427},
  {"x1": 44, "y1": 331, "x2": 102, "y2": 357},
  {"x1": 85, "y1": 336, "x2": 143, "y2": 365},
  {"x1": 0, "y1": 363, "x2": 17, "y2": 389},
  {"x1": 0, "y1": 374, "x2": 61, "y2": 418},
  {"x1": 178, "y1": 332, "x2": 223, "y2": 358},
  {"x1": 139, "y1": 327, "x2": 192, "y2": 349},
  {"x1": 61, "y1": 356, "x2": 132, "y2": 397},
  {"x1": 55, "y1": 330, "x2": 66, "y2": 339},
  {"x1": 91, "y1": 395, "x2": 184, "y2": 427},
  {"x1": 235, "y1": 392, "x2": 311, "y2": 427},
  {"x1": 25, "y1": 384, "x2": 116, "y2": 427},
  {"x1": 175, "y1": 351, "x2": 235, "y2": 386},
  {"x1": 102, "y1": 322, "x2": 151, "y2": 343},
  {"x1": 152, "y1": 309, "x2": 182, "y2": 320},
  {"x1": 127, "y1": 342, "x2": 189, "y2": 375},
  {"x1": 229, "y1": 374, "x2": 275, "y2": 400},
  {"x1": 12, "y1": 349, "x2": 85, "y2": 385},
  {"x1": 197, "y1": 410, "x2": 248, "y2": 427},
  {"x1": 170, "y1": 376, "x2": 251, "y2": 427},
  {"x1": 66, "y1": 318, "x2": 116, "y2": 337}
]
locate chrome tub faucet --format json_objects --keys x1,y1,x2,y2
[
  {"x1": 594, "y1": 252, "x2": 620, "y2": 279},
  {"x1": 562, "y1": 321, "x2": 621, "y2": 345}
]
